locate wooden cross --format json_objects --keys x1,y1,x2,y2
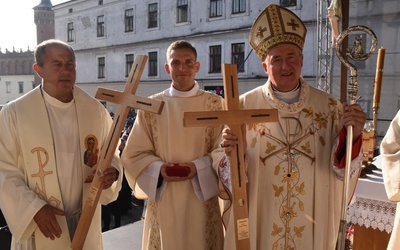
[
  {"x1": 184, "y1": 64, "x2": 278, "y2": 250},
  {"x1": 71, "y1": 55, "x2": 164, "y2": 250}
]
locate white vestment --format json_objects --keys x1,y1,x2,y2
[
  {"x1": 380, "y1": 109, "x2": 400, "y2": 250},
  {"x1": 0, "y1": 86, "x2": 122, "y2": 250},
  {"x1": 213, "y1": 79, "x2": 362, "y2": 250},
  {"x1": 122, "y1": 87, "x2": 224, "y2": 250}
]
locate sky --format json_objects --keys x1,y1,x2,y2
[{"x1": 0, "y1": 0, "x2": 68, "y2": 53}]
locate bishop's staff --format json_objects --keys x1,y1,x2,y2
[{"x1": 335, "y1": 25, "x2": 377, "y2": 250}]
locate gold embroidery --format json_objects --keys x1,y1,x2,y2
[
  {"x1": 281, "y1": 204, "x2": 297, "y2": 221},
  {"x1": 205, "y1": 197, "x2": 220, "y2": 249},
  {"x1": 31, "y1": 147, "x2": 61, "y2": 208},
  {"x1": 300, "y1": 141, "x2": 312, "y2": 154},
  {"x1": 271, "y1": 223, "x2": 283, "y2": 236},
  {"x1": 256, "y1": 26, "x2": 267, "y2": 39},
  {"x1": 148, "y1": 200, "x2": 161, "y2": 249},
  {"x1": 294, "y1": 226, "x2": 305, "y2": 237},
  {"x1": 205, "y1": 94, "x2": 224, "y2": 153},
  {"x1": 265, "y1": 141, "x2": 277, "y2": 154},
  {"x1": 314, "y1": 111, "x2": 328, "y2": 129},
  {"x1": 287, "y1": 19, "x2": 300, "y2": 31},
  {"x1": 295, "y1": 182, "x2": 306, "y2": 196},
  {"x1": 247, "y1": 87, "x2": 342, "y2": 248},
  {"x1": 273, "y1": 184, "x2": 284, "y2": 197}
]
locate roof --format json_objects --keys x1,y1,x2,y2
[{"x1": 33, "y1": 0, "x2": 53, "y2": 10}]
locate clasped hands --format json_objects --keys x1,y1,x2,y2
[{"x1": 161, "y1": 162, "x2": 197, "y2": 182}]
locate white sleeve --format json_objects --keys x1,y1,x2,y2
[
  {"x1": 191, "y1": 156, "x2": 219, "y2": 202},
  {"x1": 381, "y1": 110, "x2": 400, "y2": 201},
  {"x1": 136, "y1": 160, "x2": 166, "y2": 202}
]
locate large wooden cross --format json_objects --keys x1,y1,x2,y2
[
  {"x1": 71, "y1": 55, "x2": 164, "y2": 250},
  {"x1": 184, "y1": 64, "x2": 278, "y2": 250}
]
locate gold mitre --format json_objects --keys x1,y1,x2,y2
[{"x1": 249, "y1": 4, "x2": 307, "y2": 61}]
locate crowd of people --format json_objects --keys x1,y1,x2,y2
[{"x1": 2, "y1": 3, "x2": 400, "y2": 250}]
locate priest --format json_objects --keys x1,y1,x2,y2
[
  {"x1": 213, "y1": 4, "x2": 366, "y2": 250},
  {"x1": 0, "y1": 39, "x2": 122, "y2": 250}
]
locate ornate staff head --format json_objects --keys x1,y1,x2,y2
[
  {"x1": 335, "y1": 26, "x2": 378, "y2": 102},
  {"x1": 335, "y1": 26, "x2": 377, "y2": 250}
]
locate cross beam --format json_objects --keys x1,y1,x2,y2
[
  {"x1": 71, "y1": 55, "x2": 164, "y2": 249},
  {"x1": 184, "y1": 64, "x2": 278, "y2": 250}
]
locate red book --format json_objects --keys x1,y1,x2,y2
[{"x1": 165, "y1": 164, "x2": 190, "y2": 177}]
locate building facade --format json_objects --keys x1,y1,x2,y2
[
  {"x1": 34, "y1": 0, "x2": 56, "y2": 85},
  {"x1": 53, "y1": 0, "x2": 318, "y2": 109},
  {"x1": 0, "y1": 49, "x2": 35, "y2": 104},
  {"x1": 0, "y1": 0, "x2": 55, "y2": 104},
  {"x1": 50, "y1": 0, "x2": 399, "y2": 139}
]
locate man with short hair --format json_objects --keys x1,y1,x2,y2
[
  {"x1": 214, "y1": 4, "x2": 366, "y2": 249},
  {"x1": 122, "y1": 40, "x2": 224, "y2": 250},
  {"x1": 0, "y1": 39, "x2": 122, "y2": 249}
]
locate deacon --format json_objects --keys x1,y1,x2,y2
[
  {"x1": 121, "y1": 40, "x2": 224, "y2": 249},
  {"x1": 0, "y1": 39, "x2": 122, "y2": 249},
  {"x1": 213, "y1": 4, "x2": 366, "y2": 250}
]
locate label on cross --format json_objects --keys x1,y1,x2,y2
[
  {"x1": 183, "y1": 64, "x2": 278, "y2": 250},
  {"x1": 71, "y1": 55, "x2": 164, "y2": 250}
]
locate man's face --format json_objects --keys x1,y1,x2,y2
[
  {"x1": 262, "y1": 44, "x2": 303, "y2": 92},
  {"x1": 34, "y1": 45, "x2": 76, "y2": 101},
  {"x1": 164, "y1": 48, "x2": 200, "y2": 92}
]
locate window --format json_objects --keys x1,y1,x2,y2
[
  {"x1": 231, "y1": 43, "x2": 245, "y2": 72},
  {"x1": 68, "y1": 8, "x2": 73, "y2": 13},
  {"x1": 18, "y1": 82, "x2": 24, "y2": 94},
  {"x1": 98, "y1": 57, "x2": 105, "y2": 79},
  {"x1": 15, "y1": 60, "x2": 23, "y2": 74},
  {"x1": 148, "y1": 3, "x2": 158, "y2": 28},
  {"x1": 210, "y1": 0, "x2": 222, "y2": 17},
  {"x1": 232, "y1": 0, "x2": 246, "y2": 14},
  {"x1": 67, "y1": 22, "x2": 74, "y2": 42},
  {"x1": 125, "y1": 9, "x2": 134, "y2": 32},
  {"x1": 209, "y1": 45, "x2": 221, "y2": 73},
  {"x1": 126, "y1": 54, "x2": 134, "y2": 77},
  {"x1": 6, "y1": 82, "x2": 10, "y2": 93},
  {"x1": 280, "y1": 0, "x2": 297, "y2": 7},
  {"x1": 148, "y1": 52, "x2": 158, "y2": 76},
  {"x1": 177, "y1": 0, "x2": 188, "y2": 23},
  {"x1": 18, "y1": 82, "x2": 23, "y2": 94},
  {"x1": 99, "y1": 0, "x2": 103, "y2": 5},
  {"x1": 97, "y1": 15, "x2": 105, "y2": 37}
]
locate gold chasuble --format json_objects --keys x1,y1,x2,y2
[
  {"x1": 0, "y1": 86, "x2": 121, "y2": 250},
  {"x1": 216, "y1": 79, "x2": 361, "y2": 250}
]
